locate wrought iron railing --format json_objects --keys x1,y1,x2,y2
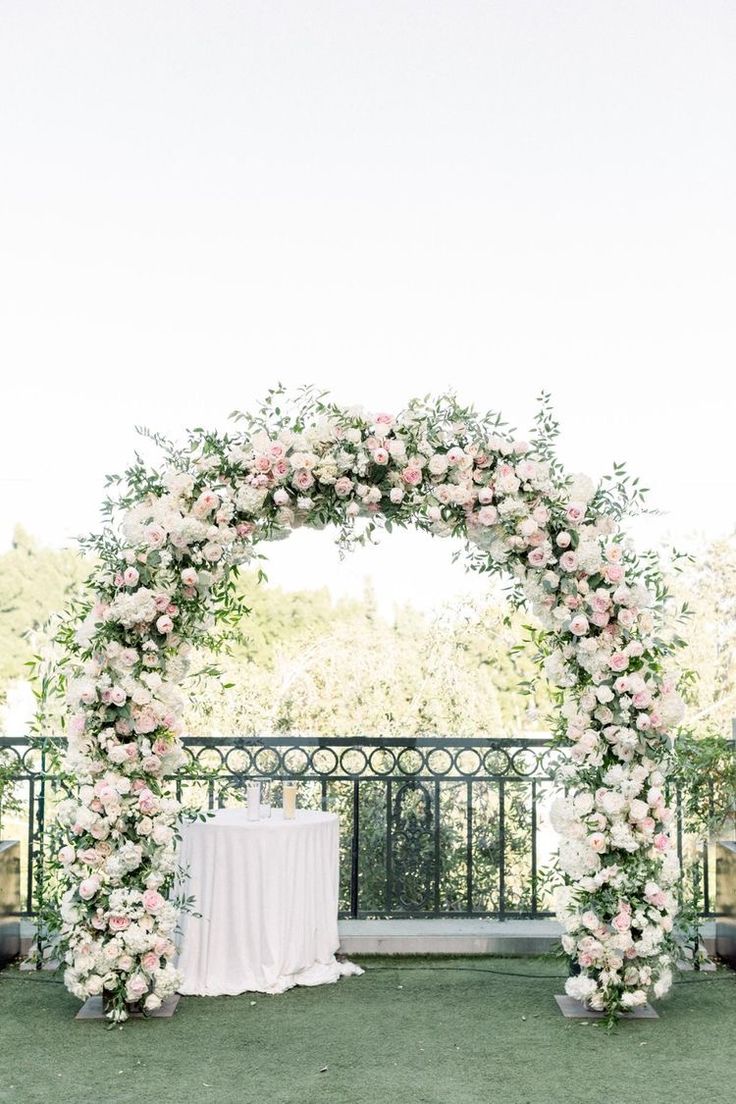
[{"x1": 0, "y1": 735, "x2": 716, "y2": 920}]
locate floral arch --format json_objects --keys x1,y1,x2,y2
[{"x1": 46, "y1": 389, "x2": 685, "y2": 1020}]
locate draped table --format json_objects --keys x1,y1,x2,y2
[{"x1": 176, "y1": 807, "x2": 363, "y2": 996}]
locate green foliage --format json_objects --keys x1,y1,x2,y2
[
  {"x1": 184, "y1": 581, "x2": 550, "y2": 740},
  {"x1": 671, "y1": 728, "x2": 736, "y2": 838},
  {"x1": 0, "y1": 527, "x2": 88, "y2": 694},
  {"x1": 0, "y1": 750, "x2": 22, "y2": 837}
]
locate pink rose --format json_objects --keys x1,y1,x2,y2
[
  {"x1": 591, "y1": 592, "x2": 610, "y2": 613},
  {"x1": 142, "y1": 889, "x2": 165, "y2": 914},
  {"x1": 156, "y1": 614, "x2": 174, "y2": 635},
  {"x1": 528, "y1": 547, "x2": 546, "y2": 567},
  {"x1": 569, "y1": 615, "x2": 590, "y2": 636},
  {"x1": 133, "y1": 708, "x2": 158, "y2": 735},
  {"x1": 401, "y1": 466, "x2": 422, "y2": 486},
  {"x1": 389, "y1": 487, "x2": 404, "y2": 504},
  {"x1": 126, "y1": 974, "x2": 149, "y2": 999},
  {"x1": 293, "y1": 469, "x2": 314, "y2": 491},
  {"x1": 334, "y1": 477, "x2": 353, "y2": 497},
  {"x1": 565, "y1": 503, "x2": 585, "y2": 525},
  {"x1": 58, "y1": 846, "x2": 75, "y2": 865},
  {"x1": 141, "y1": 951, "x2": 160, "y2": 973},
  {"x1": 588, "y1": 833, "x2": 606, "y2": 853},
  {"x1": 617, "y1": 608, "x2": 636, "y2": 629},
  {"x1": 605, "y1": 564, "x2": 624, "y2": 584},
  {"x1": 374, "y1": 412, "x2": 395, "y2": 427},
  {"x1": 559, "y1": 551, "x2": 579, "y2": 572},
  {"x1": 236, "y1": 522, "x2": 255, "y2": 538},
  {"x1": 144, "y1": 524, "x2": 166, "y2": 548},
  {"x1": 612, "y1": 912, "x2": 631, "y2": 932},
  {"x1": 109, "y1": 686, "x2": 127, "y2": 706},
  {"x1": 138, "y1": 791, "x2": 159, "y2": 815},
  {"x1": 109, "y1": 914, "x2": 131, "y2": 932},
  {"x1": 273, "y1": 458, "x2": 289, "y2": 477},
  {"x1": 555, "y1": 531, "x2": 572, "y2": 548},
  {"x1": 608, "y1": 653, "x2": 629, "y2": 672},
  {"x1": 79, "y1": 876, "x2": 100, "y2": 901},
  {"x1": 477, "y1": 506, "x2": 498, "y2": 527},
  {"x1": 193, "y1": 491, "x2": 220, "y2": 516},
  {"x1": 654, "y1": 833, "x2": 670, "y2": 852},
  {"x1": 268, "y1": 441, "x2": 286, "y2": 459},
  {"x1": 123, "y1": 567, "x2": 140, "y2": 587},
  {"x1": 372, "y1": 448, "x2": 390, "y2": 465},
  {"x1": 180, "y1": 567, "x2": 198, "y2": 587}
]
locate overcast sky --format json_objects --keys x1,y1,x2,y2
[{"x1": 1, "y1": 1, "x2": 734, "y2": 612}]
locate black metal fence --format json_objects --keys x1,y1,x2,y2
[{"x1": 0, "y1": 735, "x2": 716, "y2": 920}]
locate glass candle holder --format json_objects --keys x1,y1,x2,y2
[
  {"x1": 282, "y1": 782, "x2": 297, "y2": 820},
  {"x1": 246, "y1": 781, "x2": 261, "y2": 821}
]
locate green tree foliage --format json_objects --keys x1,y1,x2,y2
[
  {"x1": 0, "y1": 528, "x2": 88, "y2": 693},
  {"x1": 670, "y1": 534, "x2": 736, "y2": 732}
]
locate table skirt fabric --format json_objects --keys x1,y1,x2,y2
[{"x1": 176, "y1": 808, "x2": 362, "y2": 996}]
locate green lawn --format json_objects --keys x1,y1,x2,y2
[{"x1": 1, "y1": 957, "x2": 735, "y2": 1104}]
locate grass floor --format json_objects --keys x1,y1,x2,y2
[{"x1": 1, "y1": 956, "x2": 735, "y2": 1104}]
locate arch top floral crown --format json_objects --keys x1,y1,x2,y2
[{"x1": 42, "y1": 388, "x2": 684, "y2": 1020}]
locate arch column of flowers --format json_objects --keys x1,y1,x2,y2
[{"x1": 43, "y1": 390, "x2": 685, "y2": 1020}]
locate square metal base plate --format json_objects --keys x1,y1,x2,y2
[
  {"x1": 555, "y1": 994, "x2": 658, "y2": 1019},
  {"x1": 75, "y1": 994, "x2": 180, "y2": 1020}
]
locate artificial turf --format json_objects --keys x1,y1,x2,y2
[{"x1": 1, "y1": 956, "x2": 735, "y2": 1104}]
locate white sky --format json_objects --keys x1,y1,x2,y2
[{"x1": 1, "y1": 1, "x2": 735, "y2": 614}]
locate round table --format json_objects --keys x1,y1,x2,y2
[{"x1": 176, "y1": 807, "x2": 362, "y2": 996}]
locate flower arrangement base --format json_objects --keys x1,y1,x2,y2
[
  {"x1": 75, "y1": 994, "x2": 180, "y2": 1020},
  {"x1": 555, "y1": 995, "x2": 658, "y2": 1020}
]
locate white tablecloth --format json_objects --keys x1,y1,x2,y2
[{"x1": 176, "y1": 807, "x2": 362, "y2": 996}]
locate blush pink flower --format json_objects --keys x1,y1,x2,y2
[
  {"x1": 334, "y1": 477, "x2": 353, "y2": 497},
  {"x1": 293, "y1": 469, "x2": 314, "y2": 491},
  {"x1": 144, "y1": 524, "x2": 166, "y2": 549},
  {"x1": 78, "y1": 877, "x2": 100, "y2": 901},
  {"x1": 401, "y1": 466, "x2": 422, "y2": 486},
  {"x1": 477, "y1": 506, "x2": 498, "y2": 526},
  {"x1": 142, "y1": 889, "x2": 165, "y2": 914},
  {"x1": 608, "y1": 653, "x2": 629, "y2": 672},
  {"x1": 109, "y1": 914, "x2": 131, "y2": 932}
]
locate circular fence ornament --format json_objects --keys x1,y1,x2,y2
[{"x1": 43, "y1": 389, "x2": 685, "y2": 1019}]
